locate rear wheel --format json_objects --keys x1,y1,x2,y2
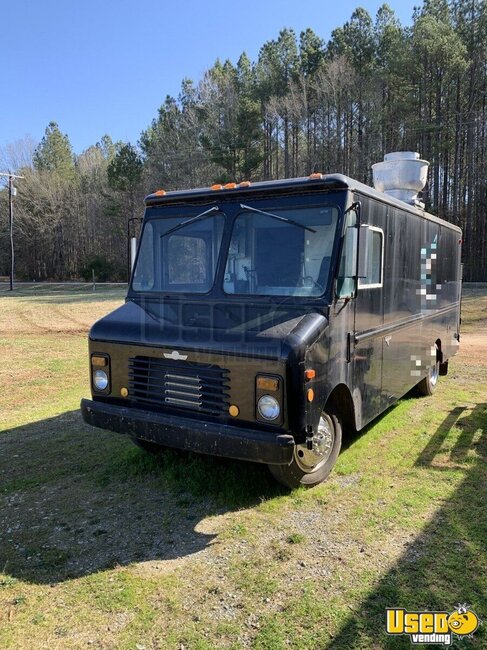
[
  {"x1": 416, "y1": 361, "x2": 440, "y2": 396},
  {"x1": 269, "y1": 409, "x2": 342, "y2": 489}
]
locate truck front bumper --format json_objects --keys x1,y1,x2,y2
[{"x1": 80, "y1": 398, "x2": 295, "y2": 466}]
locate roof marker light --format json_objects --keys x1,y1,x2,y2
[
  {"x1": 239, "y1": 181, "x2": 251, "y2": 188},
  {"x1": 154, "y1": 189, "x2": 166, "y2": 196},
  {"x1": 211, "y1": 184, "x2": 223, "y2": 191},
  {"x1": 309, "y1": 173, "x2": 323, "y2": 180},
  {"x1": 224, "y1": 182, "x2": 237, "y2": 190}
]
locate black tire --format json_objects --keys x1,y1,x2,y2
[
  {"x1": 416, "y1": 361, "x2": 440, "y2": 396},
  {"x1": 268, "y1": 409, "x2": 342, "y2": 489},
  {"x1": 131, "y1": 437, "x2": 163, "y2": 455}
]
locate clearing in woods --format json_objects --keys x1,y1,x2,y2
[{"x1": 0, "y1": 283, "x2": 486, "y2": 649}]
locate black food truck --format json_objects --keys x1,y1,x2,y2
[{"x1": 81, "y1": 152, "x2": 462, "y2": 488}]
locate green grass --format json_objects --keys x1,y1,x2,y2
[{"x1": 0, "y1": 284, "x2": 486, "y2": 649}]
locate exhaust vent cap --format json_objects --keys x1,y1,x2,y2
[{"x1": 372, "y1": 151, "x2": 429, "y2": 207}]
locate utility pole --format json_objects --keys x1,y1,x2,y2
[{"x1": 0, "y1": 172, "x2": 24, "y2": 291}]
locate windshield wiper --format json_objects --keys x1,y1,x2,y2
[
  {"x1": 161, "y1": 206, "x2": 220, "y2": 238},
  {"x1": 239, "y1": 204, "x2": 316, "y2": 233}
]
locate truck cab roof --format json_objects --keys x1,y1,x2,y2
[{"x1": 144, "y1": 174, "x2": 461, "y2": 232}]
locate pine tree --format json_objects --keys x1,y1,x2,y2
[{"x1": 33, "y1": 122, "x2": 75, "y2": 181}]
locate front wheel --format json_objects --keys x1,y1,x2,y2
[{"x1": 269, "y1": 409, "x2": 342, "y2": 489}]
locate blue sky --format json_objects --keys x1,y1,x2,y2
[{"x1": 1, "y1": 0, "x2": 417, "y2": 156}]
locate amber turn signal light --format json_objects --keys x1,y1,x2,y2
[
  {"x1": 257, "y1": 376, "x2": 280, "y2": 391},
  {"x1": 229, "y1": 405, "x2": 239, "y2": 417},
  {"x1": 307, "y1": 388, "x2": 315, "y2": 402},
  {"x1": 92, "y1": 355, "x2": 107, "y2": 367}
]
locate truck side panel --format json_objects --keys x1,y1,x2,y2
[{"x1": 347, "y1": 195, "x2": 461, "y2": 429}]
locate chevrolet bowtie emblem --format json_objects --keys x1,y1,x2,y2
[{"x1": 164, "y1": 350, "x2": 188, "y2": 361}]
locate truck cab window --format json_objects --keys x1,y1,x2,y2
[
  {"x1": 224, "y1": 205, "x2": 338, "y2": 297},
  {"x1": 132, "y1": 213, "x2": 224, "y2": 293},
  {"x1": 359, "y1": 227, "x2": 383, "y2": 288}
]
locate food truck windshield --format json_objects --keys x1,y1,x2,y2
[{"x1": 131, "y1": 202, "x2": 340, "y2": 298}]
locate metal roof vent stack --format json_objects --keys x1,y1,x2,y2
[{"x1": 372, "y1": 151, "x2": 429, "y2": 208}]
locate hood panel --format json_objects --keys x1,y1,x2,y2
[{"x1": 90, "y1": 299, "x2": 328, "y2": 360}]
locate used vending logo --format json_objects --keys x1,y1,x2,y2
[{"x1": 386, "y1": 605, "x2": 479, "y2": 645}]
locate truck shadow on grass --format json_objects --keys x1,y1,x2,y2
[
  {"x1": 324, "y1": 403, "x2": 487, "y2": 649},
  {"x1": 0, "y1": 410, "x2": 284, "y2": 585}
]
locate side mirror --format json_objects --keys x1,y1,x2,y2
[
  {"x1": 357, "y1": 224, "x2": 369, "y2": 278},
  {"x1": 336, "y1": 201, "x2": 362, "y2": 300},
  {"x1": 343, "y1": 226, "x2": 358, "y2": 278},
  {"x1": 336, "y1": 226, "x2": 357, "y2": 299},
  {"x1": 130, "y1": 237, "x2": 138, "y2": 271}
]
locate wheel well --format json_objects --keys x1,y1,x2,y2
[
  {"x1": 435, "y1": 338, "x2": 443, "y2": 363},
  {"x1": 326, "y1": 384, "x2": 357, "y2": 434}
]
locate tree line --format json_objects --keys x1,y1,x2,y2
[{"x1": 1, "y1": 0, "x2": 486, "y2": 282}]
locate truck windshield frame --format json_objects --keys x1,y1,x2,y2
[{"x1": 129, "y1": 193, "x2": 344, "y2": 302}]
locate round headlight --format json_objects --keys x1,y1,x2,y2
[
  {"x1": 257, "y1": 395, "x2": 280, "y2": 421},
  {"x1": 93, "y1": 369, "x2": 109, "y2": 391}
]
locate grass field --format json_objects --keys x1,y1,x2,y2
[{"x1": 0, "y1": 284, "x2": 486, "y2": 649}]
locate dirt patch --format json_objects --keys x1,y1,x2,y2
[{"x1": 458, "y1": 331, "x2": 487, "y2": 365}]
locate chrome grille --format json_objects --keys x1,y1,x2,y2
[{"x1": 128, "y1": 356, "x2": 230, "y2": 416}]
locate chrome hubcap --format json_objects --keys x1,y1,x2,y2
[
  {"x1": 294, "y1": 414, "x2": 335, "y2": 472},
  {"x1": 430, "y1": 363, "x2": 439, "y2": 386}
]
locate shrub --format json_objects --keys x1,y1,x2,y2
[{"x1": 81, "y1": 256, "x2": 116, "y2": 282}]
